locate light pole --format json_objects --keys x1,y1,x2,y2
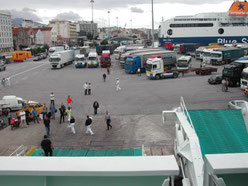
[
  {"x1": 116, "y1": 17, "x2": 118, "y2": 28},
  {"x1": 90, "y1": 0, "x2": 94, "y2": 40},
  {"x1": 151, "y1": 0, "x2": 155, "y2": 47},
  {"x1": 130, "y1": 19, "x2": 132, "y2": 30},
  {"x1": 107, "y1": 10, "x2": 110, "y2": 40}
]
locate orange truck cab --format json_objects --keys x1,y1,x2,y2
[{"x1": 100, "y1": 52, "x2": 111, "y2": 68}]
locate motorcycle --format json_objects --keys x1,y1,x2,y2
[{"x1": 10, "y1": 116, "x2": 20, "y2": 130}]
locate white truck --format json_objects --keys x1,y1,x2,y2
[
  {"x1": 87, "y1": 52, "x2": 99, "y2": 68},
  {"x1": 80, "y1": 46, "x2": 90, "y2": 57},
  {"x1": 177, "y1": 56, "x2": 192, "y2": 70},
  {"x1": 48, "y1": 46, "x2": 65, "y2": 55},
  {"x1": 74, "y1": 54, "x2": 87, "y2": 68},
  {"x1": 49, "y1": 50, "x2": 75, "y2": 69},
  {"x1": 113, "y1": 46, "x2": 125, "y2": 60},
  {"x1": 0, "y1": 96, "x2": 26, "y2": 111}
]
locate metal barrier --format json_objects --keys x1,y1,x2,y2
[
  {"x1": 180, "y1": 96, "x2": 195, "y2": 130},
  {"x1": 9, "y1": 145, "x2": 27, "y2": 156}
]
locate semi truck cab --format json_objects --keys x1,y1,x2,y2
[
  {"x1": 88, "y1": 52, "x2": 98, "y2": 68},
  {"x1": 125, "y1": 55, "x2": 140, "y2": 74},
  {"x1": 49, "y1": 54, "x2": 61, "y2": 68},
  {"x1": 75, "y1": 54, "x2": 87, "y2": 68},
  {"x1": 100, "y1": 53, "x2": 111, "y2": 68},
  {"x1": 177, "y1": 56, "x2": 192, "y2": 70}
]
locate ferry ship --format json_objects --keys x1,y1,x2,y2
[{"x1": 159, "y1": 1, "x2": 248, "y2": 46}]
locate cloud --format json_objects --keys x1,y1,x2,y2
[
  {"x1": 55, "y1": 11, "x2": 82, "y2": 21},
  {"x1": 8, "y1": 8, "x2": 42, "y2": 22},
  {"x1": 0, "y1": 0, "x2": 230, "y2": 10},
  {"x1": 131, "y1": 7, "x2": 144, "y2": 13}
]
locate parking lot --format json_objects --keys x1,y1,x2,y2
[{"x1": 0, "y1": 50, "x2": 246, "y2": 155}]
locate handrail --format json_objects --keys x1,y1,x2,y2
[
  {"x1": 9, "y1": 145, "x2": 26, "y2": 156},
  {"x1": 180, "y1": 96, "x2": 195, "y2": 131}
]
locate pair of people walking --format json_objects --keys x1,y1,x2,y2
[{"x1": 84, "y1": 82, "x2": 92, "y2": 95}]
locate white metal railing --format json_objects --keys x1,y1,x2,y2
[
  {"x1": 9, "y1": 145, "x2": 27, "y2": 156},
  {"x1": 180, "y1": 96, "x2": 195, "y2": 130}
]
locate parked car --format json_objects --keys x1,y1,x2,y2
[
  {"x1": 16, "y1": 101, "x2": 44, "y2": 119},
  {"x1": 208, "y1": 75, "x2": 222, "y2": 84},
  {"x1": 41, "y1": 53, "x2": 48, "y2": 59},
  {"x1": 245, "y1": 88, "x2": 248, "y2": 97},
  {"x1": 228, "y1": 100, "x2": 248, "y2": 109},
  {"x1": 33, "y1": 55, "x2": 43, "y2": 61}
]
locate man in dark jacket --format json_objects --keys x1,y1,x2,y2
[
  {"x1": 85, "y1": 115, "x2": 94, "y2": 135},
  {"x1": 41, "y1": 135, "x2": 53, "y2": 156},
  {"x1": 93, "y1": 101, "x2": 99, "y2": 115},
  {"x1": 44, "y1": 116, "x2": 50, "y2": 136},
  {"x1": 59, "y1": 103, "x2": 66, "y2": 124}
]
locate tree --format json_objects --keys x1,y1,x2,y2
[
  {"x1": 87, "y1": 33, "x2": 93, "y2": 40},
  {"x1": 100, "y1": 39, "x2": 108, "y2": 45},
  {"x1": 132, "y1": 35, "x2": 137, "y2": 38}
]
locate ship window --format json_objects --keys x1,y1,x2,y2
[
  {"x1": 167, "y1": 29, "x2": 173, "y2": 35},
  {"x1": 170, "y1": 23, "x2": 213, "y2": 27},
  {"x1": 218, "y1": 28, "x2": 224, "y2": 34}
]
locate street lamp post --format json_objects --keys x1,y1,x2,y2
[
  {"x1": 130, "y1": 19, "x2": 132, "y2": 30},
  {"x1": 116, "y1": 17, "x2": 118, "y2": 28},
  {"x1": 151, "y1": 0, "x2": 155, "y2": 47},
  {"x1": 108, "y1": 10, "x2": 110, "y2": 40},
  {"x1": 90, "y1": 0, "x2": 94, "y2": 40}
]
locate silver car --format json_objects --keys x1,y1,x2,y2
[{"x1": 228, "y1": 100, "x2": 248, "y2": 109}]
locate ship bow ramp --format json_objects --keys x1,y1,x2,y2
[{"x1": 188, "y1": 109, "x2": 248, "y2": 158}]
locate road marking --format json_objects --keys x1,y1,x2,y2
[{"x1": 10, "y1": 63, "x2": 47, "y2": 79}]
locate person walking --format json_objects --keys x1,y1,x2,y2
[
  {"x1": 67, "y1": 95, "x2": 73, "y2": 106},
  {"x1": 32, "y1": 107, "x2": 39, "y2": 124},
  {"x1": 42, "y1": 104, "x2": 48, "y2": 120},
  {"x1": 25, "y1": 108, "x2": 30, "y2": 125},
  {"x1": 105, "y1": 111, "x2": 112, "y2": 130},
  {"x1": 103, "y1": 73, "x2": 106, "y2": 82},
  {"x1": 84, "y1": 82, "x2": 88, "y2": 95},
  {"x1": 59, "y1": 103, "x2": 66, "y2": 124},
  {"x1": 50, "y1": 103, "x2": 56, "y2": 120},
  {"x1": 107, "y1": 66, "x2": 110, "y2": 75},
  {"x1": 5, "y1": 76, "x2": 10, "y2": 87},
  {"x1": 1, "y1": 78, "x2": 5, "y2": 87},
  {"x1": 85, "y1": 115, "x2": 94, "y2": 135},
  {"x1": 43, "y1": 116, "x2": 50, "y2": 136},
  {"x1": 93, "y1": 101, "x2": 99, "y2": 115},
  {"x1": 116, "y1": 78, "x2": 121, "y2": 91},
  {"x1": 50, "y1": 92, "x2": 55, "y2": 105},
  {"x1": 66, "y1": 106, "x2": 72, "y2": 120},
  {"x1": 88, "y1": 83, "x2": 92, "y2": 95},
  {"x1": 70, "y1": 116, "x2": 76, "y2": 134},
  {"x1": 41, "y1": 135, "x2": 53, "y2": 156},
  {"x1": 137, "y1": 68, "x2": 141, "y2": 76},
  {"x1": 20, "y1": 110, "x2": 27, "y2": 128}
]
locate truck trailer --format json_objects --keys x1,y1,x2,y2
[
  {"x1": 125, "y1": 50, "x2": 176, "y2": 74},
  {"x1": 210, "y1": 47, "x2": 245, "y2": 65},
  {"x1": 49, "y1": 50, "x2": 75, "y2": 69}
]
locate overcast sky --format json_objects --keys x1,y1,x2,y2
[{"x1": 0, "y1": 0, "x2": 233, "y2": 28}]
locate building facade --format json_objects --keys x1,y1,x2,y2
[
  {"x1": 49, "y1": 19, "x2": 77, "y2": 45},
  {"x1": 77, "y1": 21, "x2": 98, "y2": 37},
  {"x1": 12, "y1": 27, "x2": 30, "y2": 50},
  {"x1": 0, "y1": 11, "x2": 13, "y2": 52}
]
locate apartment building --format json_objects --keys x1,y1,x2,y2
[
  {"x1": 49, "y1": 19, "x2": 77, "y2": 45},
  {"x1": 0, "y1": 11, "x2": 13, "y2": 52},
  {"x1": 77, "y1": 21, "x2": 98, "y2": 37}
]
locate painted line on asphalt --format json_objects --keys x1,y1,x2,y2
[{"x1": 10, "y1": 63, "x2": 47, "y2": 79}]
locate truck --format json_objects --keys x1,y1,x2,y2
[
  {"x1": 100, "y1": 52, "x2": 111, "y2": 68},
  {"x1": 49, "y1": 50, "x2": 75, "y2": 69},
  {"x1": 74, "y1": 54, "x2": 87, "y2": 68},
  {"x1": 146, "y1": 56, "x2": 217, "y2": 80},
  {"x1": 195, "y1": 45, "x2": 225, "y2": 61},
  {"x1": 96, "y1": 43, "x2": 119, "y2": 55},
  {"x1": 0, "y1": 96, "x2": 26, "y2": 111},
  {"x1": 80, "y1": 46, "x2": 90, "y2": 57},
  {"x1": 179, "y1": 43, "x2": 199, "y2": 55},
  {"x1": 210, "y1": 47, "x2": 245, "y2": 65},
  {"x1": 48, "y1": 46, "x2": 64, "y2": 55},
  {"x1": 87, "y1": 52, "x2": 99, "y2": 68},
  {"x1": 177, "y1": 56, "x2": 192, "y2": 70},
  {"x1": 120, "y1": 48, "x2": 163, "y2": 67},
  {"x1": 125, "y1": 50, "x2": 176, "y2": 74},
  {"x1": 223, "y1": 57, "x2": 248, "y2": 87},
  {"x1": 241, "y1": 67, "x2": 248, "y2": 89},
  {"x1": 113, "y1": 46, "x2": 125, "y2": 60}
]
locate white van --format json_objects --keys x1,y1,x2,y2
[{"x1": 0, "y1": 96, "x2": 26, "y2": 111}]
